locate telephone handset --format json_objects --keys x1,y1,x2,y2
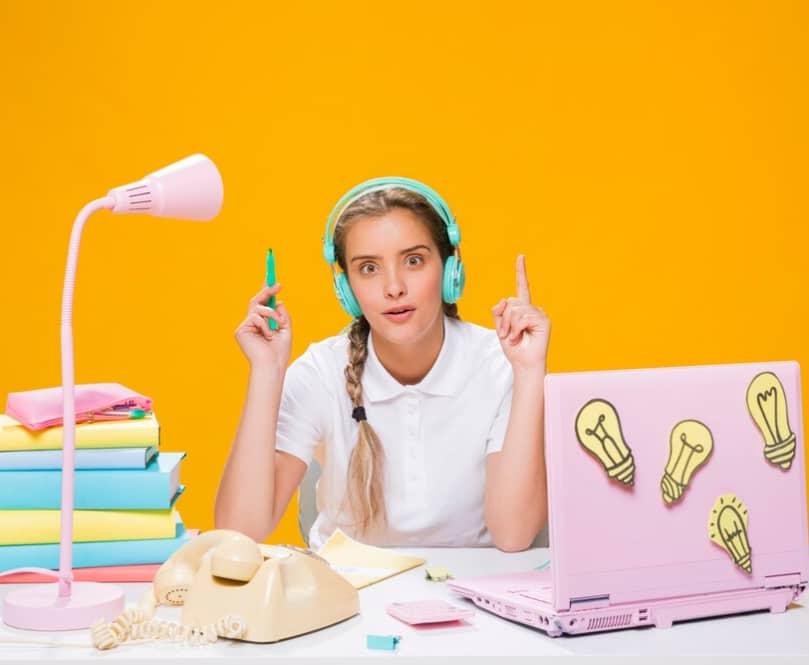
[{"x1": 91, "y1": 529, "x2": 359, "y2": 649}]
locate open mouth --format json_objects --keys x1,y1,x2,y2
[{"x1": 383, "y1": 306, "x2": 416, "y2": 322}]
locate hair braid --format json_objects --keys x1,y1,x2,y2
[{"x1": 343, "y1": 316, "x2": 387, "y2": 535}]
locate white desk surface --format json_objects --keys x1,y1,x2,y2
[{"x1": 1, "y1": 547, "x2": 808, "y2": 664}]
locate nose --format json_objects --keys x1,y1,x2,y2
[{"x1": 383, "y1": 267, "x2": 407, "y2": 300}]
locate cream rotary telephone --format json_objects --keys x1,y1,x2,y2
[{"x1": 91, "y1": 530, "x2": 359, "y2": 648}]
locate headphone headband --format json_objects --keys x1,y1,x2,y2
[{"x1": 323, "y1": 176, "x2": 460, "y2": 265}]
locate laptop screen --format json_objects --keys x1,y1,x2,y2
[{"x1": 544, "y1": 361, "x2": 809, "y2": 611}]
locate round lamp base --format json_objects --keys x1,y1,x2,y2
[{"x1": 3, "y1": 582, "x2": 125, "y2": 631}]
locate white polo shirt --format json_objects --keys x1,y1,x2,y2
[{"x1": 275, "y1": 316, "x2": 513, "y2": 550}]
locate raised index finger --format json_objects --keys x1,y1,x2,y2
[{"x1": 516, "y1": 255, "x2": 531, "y2": 303}]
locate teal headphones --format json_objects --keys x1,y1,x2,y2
[{"x1": 322, "y1": 176, "x2": 465, "y2": 318}]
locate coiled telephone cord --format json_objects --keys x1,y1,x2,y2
[{"x1": 90, "y1": 607, "x2": 247, "y2": 649}]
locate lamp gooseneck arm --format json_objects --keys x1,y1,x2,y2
[{"x1": 57, "y1": 196, "x2": 115, "y2": 598}]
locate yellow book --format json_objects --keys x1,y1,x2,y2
[
  {"x1": 317, "y1": 528, "x2": 426, "y2": 589},
  {"x1": 0, "y1": 507, "x2": 177, "y2": 545},
  {"x1": 0, "y1": 413, "x2": 159, "y2": 452}
]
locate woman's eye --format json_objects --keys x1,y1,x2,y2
[
  {"x1": 359, "y1": 263, "x2": 377, "y2": 274},
  {"x1": 406, "y1": 255, "x2": 424, "y2": 266}
]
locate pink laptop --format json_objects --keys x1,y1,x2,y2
[{"x1": 449, "y1": 361, "x2": 809, "y2": 636}]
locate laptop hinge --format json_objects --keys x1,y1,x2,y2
[
  {"x1": 569, "y1": 594, "x2": 610, "y2": 609},
  {"x1": 764, "y1": 573, "x2": 802, "y2": 589}
]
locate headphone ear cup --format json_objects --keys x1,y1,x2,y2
[
  {"x1": 334, "y1": 272, "x2": 362, "y2": 318},
  {"x1": 442, "y1": 255, "x2": 465, "y2": 304}
]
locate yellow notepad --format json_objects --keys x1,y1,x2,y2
[
  {"x1": 317, "y1": 528, "x2": 425, "y2": 589},
  {"x1": 0, "y1": 507, "x2": 178, "y2": 545},
  {"x1": 0, "y1": 413, "x2": 160, "y2": 452}
]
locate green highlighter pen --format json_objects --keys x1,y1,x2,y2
[{"x1": 265, "y1": 248, "x2": 278, "y2": 331}]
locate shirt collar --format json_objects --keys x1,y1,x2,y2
[{"x1": 362, "y1": 316, "x2": 462, "y2": 402}]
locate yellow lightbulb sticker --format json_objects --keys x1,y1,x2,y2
[
  {"x1": 708, "y1": 494, "x2": 752, "y2": 574},
  {"x1": 575, "y1": 399, "x2": 635, "y2": 486},
  {"x1": 746, "y1": 372, "x2": 796, "y2": 470},
  {"x1": 660, "y1": 420, "x2": 713, "y2": 505}
]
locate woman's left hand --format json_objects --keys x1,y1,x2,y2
[{"x1": 492, "y1": 255, "x2": 551, "y2": 372}]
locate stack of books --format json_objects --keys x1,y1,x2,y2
[{"x1": 0, "y1": 410, "x2": 193, "y2": 582}]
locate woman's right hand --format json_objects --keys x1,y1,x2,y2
[{"x1": 234, "y1": 284, "x2": 292, "y2": 373}]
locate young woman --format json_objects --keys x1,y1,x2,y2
[{"x1": 215, "y1": 177, "x2": 550, "y2": 551}]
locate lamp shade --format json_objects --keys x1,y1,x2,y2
[{"x1": 107, "y1": 154, "x2": 223, "y2": 220}]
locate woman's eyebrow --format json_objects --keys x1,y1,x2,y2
[{"x1": 349, "y1": 245, "x2": 432, "y2": 263}]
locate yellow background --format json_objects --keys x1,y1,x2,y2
[{"x1": 1, "y1": 1, "x2": 807, "y2": 546}]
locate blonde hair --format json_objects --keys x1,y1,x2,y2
[{"x1": 333, "y1": 187, "x2": 461, "y2": 536}]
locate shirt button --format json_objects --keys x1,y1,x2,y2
[
  {"x1": 408, "y1": 404, "x2": 417, "y2": 415},
  {"x1": 408, "y1": 426, "x2": 416, "y2": 436},
  {"x1": 409, "y1": 448, "x2": 416, "y2": 458}
]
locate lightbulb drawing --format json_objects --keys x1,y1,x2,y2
[
  {"x1": 708, "y1": 494, "x2": 752, "y2": 574},
  {"x1": 575, "y1": 399, "x2": 635, "y2": 486},
  {"x1": 746, "y1": 372, "x2": 796, "y2": 470},
  {"x1": 660, "y1": 420, "x2": 713, "y2": 505}
]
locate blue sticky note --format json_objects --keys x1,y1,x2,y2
[{"x1": 366, "y1": 634, "x2": 401, "y2": 651}]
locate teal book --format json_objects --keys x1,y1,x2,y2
[
  {"x1": 0, "y1": 451, "x2": 185, "y2": 509},
  {"x1": 0, "y1": 445, "x2": 158, "y2": 470},
  {"x1": 0, "y1": 513, "x2": 191, "y2": 571}
]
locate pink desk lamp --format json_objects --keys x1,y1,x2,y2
[{"x1": 2, "y1": 154, "x2": 223, "y2": 631}]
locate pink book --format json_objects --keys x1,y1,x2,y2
[{"x1": 0, "y1": 563, "x2": 160, "y2": 584}]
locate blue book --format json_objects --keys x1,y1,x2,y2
[
  {"x1": 0, "y1": 451, "x2": 185, "y2": 509},
  {"x1": 0, "y1": 445, "x2": 159, "y2": 470},
  {"x1": 0, "y1": 513, "x2": 191, "y2": 571}
]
